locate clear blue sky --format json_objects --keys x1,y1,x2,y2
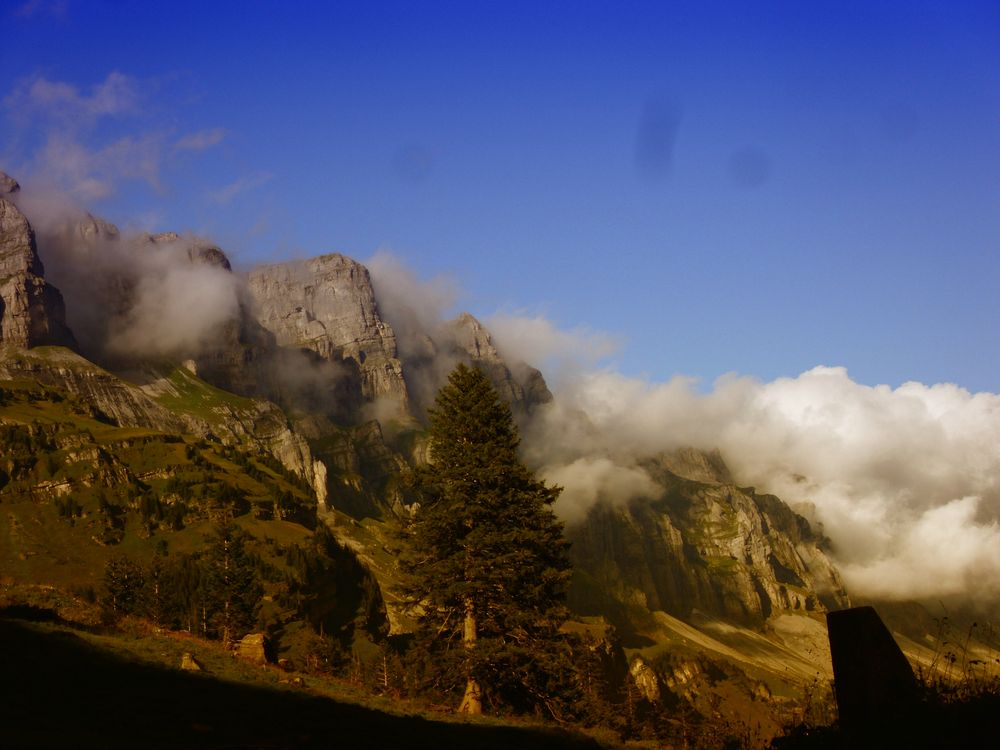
[{"x1": 3, "y1": 0, "x2": 999, "y2": 391}]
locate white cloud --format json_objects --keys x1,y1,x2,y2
[
  {"x1": 4, "y1": 72, "x2": 224, "y2": 203},
  {"x1": 37, "y1": 132, "x2": 164, "y2": 201},
  {"x1": 108, "y1": 258, "x2": 241, "y2": 357},
  {"x1": 2, "y1": 72, "x2": 167, "y2": 201},
  {"x1": 543, "y1": 457, "x2": 661, "y2": 524},
  {"x1": 5, "y1": 71, "x2": 138, "y2": 123},
  {"x1": 486, "y1": 313, "x2": 622, "y2": 384},
  {"x1": 174, "y1": 127, "x2": 226, "y2": 152},
  {"x1": 208, "y1": 171, "x2": 273, "y2": 204},
  {"x1": 522, "y1": 359, "x2": 1000, "y2": 605}
]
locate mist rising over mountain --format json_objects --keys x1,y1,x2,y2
[{"x1": 5, "y1": 172, "x2": 1000, "y2": 616}]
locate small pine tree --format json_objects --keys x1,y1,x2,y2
[
  {"x1": 101, "y1": 555, "x2": 146, "y2": 619},
  {"x1": 401, "y1": 363, "x2": 572, "y2": 715}
]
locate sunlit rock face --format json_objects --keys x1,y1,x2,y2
[
  {"x1": 446, "y1": 312, "x2": 552, "y2": 415},
  {"x1": 248, "y1": 253, "x2": 410, "y2": 418},
  {"x1": 0, "y1": 177, "x2": 77, "y2": 351},
  {"x1": 567, "y1": 449, "x2": 850, "y2": 633}
]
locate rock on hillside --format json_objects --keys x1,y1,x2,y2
[
  {"x1": 247, "y1": 254, "x2": 409, "y2": 417},
  {"x1": 0, "y1": 176, "x2": 77, "y2": 351}
]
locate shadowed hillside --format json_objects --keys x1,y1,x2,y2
[{"x1": 0, "y1": 613, "x2": 604, "y2": 750}]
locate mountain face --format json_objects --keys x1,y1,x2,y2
[
  {"x1": 435, "y1": 312, "x2": 552, "y2": 416},
  {"x1": 0, "y1": 177, "x2": 76, "y2": 351},
  {"x1": 246, "y1": 256, "x2": 551, "y2": 423},
  {"x1": 247, "y1": 254, "x2": 410, "y2": 419},
  {"x1": 568, "y1": 451, "x2": 849, "y2": 637},
  {"x1": 0, "y1": 173, "x2": 859, "y2": 717}
]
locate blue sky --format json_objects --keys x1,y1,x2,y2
[{"x1": 3, "y1": 0, "x2": 999, "y2": 391}]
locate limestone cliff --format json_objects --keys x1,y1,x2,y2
[
  {"x1": 567, "y1": 450, "x2": 849, "y2": 635},
  {"x1": 247, "y1": 254, "x2": 409, "y2": 418},
  {"x1": 446, "y1": 312, "x2": 552, "y2": 414},
  {"x1": 1, "y1": 177, "x2": 852, "y2": 654},
  {"x1": 0, "y1": 180, "x2": 77, "y2": 351},
  {"x1": 394, "y1": 311, "x2": 552, "y2": 419}
]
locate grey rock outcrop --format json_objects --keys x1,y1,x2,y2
[
  {"x1": 0, "y1": 192, "x2": 77, "y2": 351},
  {"x1": 630, "y1": 657, "x2": 661, "y2": 702},
  {"x1": 302, "y1": 416, "x2": 410, "y2": 519},
  {"x1": 447, "y1": 312, "x2": 552, "y2": 414},
  {"x1": 247, "y1": 254, "x2": 409, "y2": 417},
  {"x1": 34, "y1": 211, "x2": 128, "y2": 356},
  {"x1": 394, "y1": 311, "x2": 552, "y2": 420},
  {"x1": 75, "y1": 212, "x2": 121, "y2": 243},
  {"x1": 656, "y1": 447, "x2": 733, "y2": 485}
]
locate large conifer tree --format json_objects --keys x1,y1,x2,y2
[
  {"x1": 202, "y1": 521, "x2": 262, "y2": 646},
  {"x1": 402, "y1": 363, "x2": 571, "y2": 715}
]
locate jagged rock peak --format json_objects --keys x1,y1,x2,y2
[
  {"x1": 0, "y1": 197, "x2": 77, "y2": 350},
  {"x1": 449, "y1": 312, "x2": 504, "y2": 363},
  {"x1": 447, "y1": 311, "x2": 553, "y2": 413},
  {"x1": 0, "y1": 171, "x2": 20, "y2": 194},
  {"x1": 247, "y1": 253, "x2": 409, "y2": 413}
]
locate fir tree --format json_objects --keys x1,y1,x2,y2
[
  {"x1": 101, "y1": 555, "x2": 146, "y2": 619},
  {"x1": 202, "y1": 522, "x2": 263, "y2": 646},
  {"x1": 402, "y1": 363, "x2": 572, "y2": 715}
]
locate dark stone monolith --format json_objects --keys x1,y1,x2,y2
[{"x1": 827, "y1": 605, "x2": 919, "y2": 736}]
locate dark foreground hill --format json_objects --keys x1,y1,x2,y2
[{"x1": 0, "y1": 611, "x2": 604, "y2": 750}]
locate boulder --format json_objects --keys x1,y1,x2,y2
[
  {"x1": 237, "y1": 632, "x2": 268, "y2": 664},
  {"x1": 180, "y1": 652, "x2": 203, "y2": 672}
]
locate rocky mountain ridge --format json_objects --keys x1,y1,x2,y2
[
  {"x1": 568, "y1": 453, "x2": 849, "y2": 636},
  {"x1": 0, "y1": 170, "x2": 860, "y2": 710}
]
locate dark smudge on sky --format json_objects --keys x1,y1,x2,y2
[
  {"x1": 392, "y1": 143, "x2": 437, "y2": 184},
  {"x1": 727, "y1": 146, "x2": 771, "y2": 189},
  {"x1": 634, "y1": 97, "x2": 682, "y2": 184}
]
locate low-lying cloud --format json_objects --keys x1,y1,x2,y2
[
  {"x1": 12, "y1": 184, "x2": 242, "y2": 360},
  {"x1": 486, "y1": 313, "x2": 621, "y2": 385},
  {"x1": 105, "y1": 252, "x2": 241, "y2": 357},
  {"x1": 367, "y1": 250, "x2": 467, "y2": 412},
  {"x1": 492, "y1": 318, "x2": 1000, "y2": 608},
  {"x1": 12, "y1": 176, "x2": 999, "y2": 608}
]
